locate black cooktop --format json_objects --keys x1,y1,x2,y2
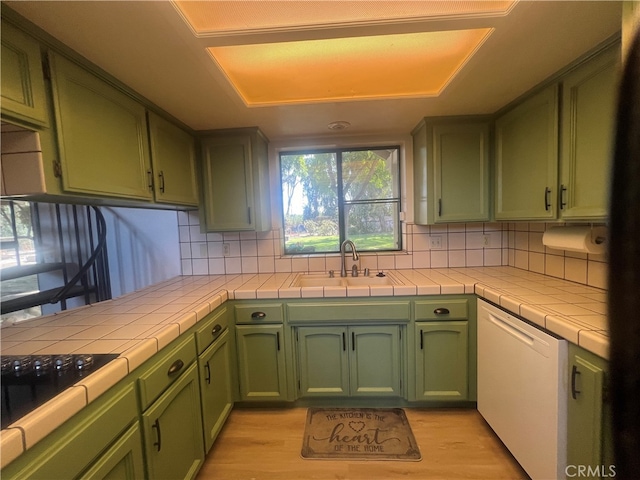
[{"x1": 1, "y1": 353, "x2": 119, "y2": 429}]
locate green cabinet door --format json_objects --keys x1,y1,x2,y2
[
  {"x1": 559, "y1": 45, "x2": 619, "y2": 220},
  {"x1": 415, "y1": 322, "x2": 469, "y2": 401},
  {"x1": 199, "y1": 329, "x2": 234, "y2": 453},
  {"x1": 142, "y1": 363, "x2": 204, "y2": 480},
  {"x1": 78, "y1": 423, "x2": 145, "y2": 480},
  {"x1": 495, "y1": 85, "x2": 559, "y2": 220},
  {"x1": 235, "y1": 324, "x2": 288, "y2": 400},
  {"x1": 297, "y1": 326, "x2": 349, "y2": 396},
  {"x1": 0, "y1": 19, "x2": 48, "y2": 128},
  {"x1": 201, "y1": 128, "x2": 271, "y2": 232},
  {"x1": 296, "y1": 325, "x2": 402, "y2": 398},
  {"x1": 350, "y1": 325, "x2": 402, "y2": 396},
  {"x1": 413, "y1": 118, "x2": 490, "y2": 224},
  {"x1": 48, "y1": 51, "x2": 153, "y2": 200},
  {"x1": 567, "y1": 344, "x2": 613, "y2": 478},
  {"x1": 147, "y1": 111, "x2": 199, "y2": 206}
]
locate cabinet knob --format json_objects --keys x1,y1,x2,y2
[
  {"x1": 212, "y1": 324, "x2": 222, "y2": 337},
  {"x1": 433, "y1": 308, "x2": 450, "y2": 315},
  {"x1": 251, "y1": 311, "x2": 267, "y2": 320},
  {"x1": 167, "y1": 359, "x2": 184, "y2": 376}
]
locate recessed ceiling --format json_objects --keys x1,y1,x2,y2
[
  {"x1": 174, "y1": 1, "x2": 510, "y2": 106},
  {"x1": 3, "y1": 1, "x2": 623, "y2": 140},
  {"x1": 172, "y1": 1, "x2": 515, "y2": 34},
  {"x1": 206, "y1": 29, "x2": 493, "y2": 106}
]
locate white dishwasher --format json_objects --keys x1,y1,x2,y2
[{"x1": 477, "y1": 299, "x2": 568, "y2": 480}]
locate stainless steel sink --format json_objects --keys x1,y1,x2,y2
[{"x1": 291, "y1": 272, "x2": 399, "y2": 287}]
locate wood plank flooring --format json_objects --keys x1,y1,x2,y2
[{"x1": 197, "y1": 408, "x2": 530, "y2": 480}]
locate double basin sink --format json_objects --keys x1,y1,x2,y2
[{"x1": 290, "y1": 271, "x2": 400, "y2": 288}]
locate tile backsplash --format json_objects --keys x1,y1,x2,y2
[
  {"x1": 177, "y1": 210, "x2": 609, "y2": 290},
  {"x1": 505, "y1": 222, "x2": 608, "y2": 289}
]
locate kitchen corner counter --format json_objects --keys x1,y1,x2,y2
[{"x1": 0, "y1": 266, "x2": 608, "y2": 466}]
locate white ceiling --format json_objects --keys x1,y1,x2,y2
[{"x1": 5, "y1": 1, "x2": 622, "y2": 141}]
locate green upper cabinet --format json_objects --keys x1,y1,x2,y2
[
  {"x1": 0, "y1": 19, "x2": 49, "y2": 128},
  {"x1": 201, "y1": 128, "x2": 271, "y2": 232},
  {"x1": 413, "y1": 117, "x2": 491, "y2": 224},
  {"x1": 494, "y1": 85, "x2": 559, "y2": 220},
  {"x1": 147, "y1": 111, "x2": 198, "y2": 207},
  {"x1": 48, "y1": 51, "x2": 153, "y2": 201},
  {"x1": 559, "y1": 45, "x2": 620, "y2": 220}
]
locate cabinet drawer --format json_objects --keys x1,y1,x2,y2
[
  {"x1": 288, "y1": 301, "x2": 410, "y2": 323},
  {"x1": 415, "y1": 299, "x2": 468, "y2": 320},
  {"x1": 138, "y1": 335, "x2": 197, "y2": 411},
  {"x1": 195, "y1": 305, "x2": 230, "y2": 354},
  {"x1": 235, "y1": 303, "x2": 284, "y2": 324}
]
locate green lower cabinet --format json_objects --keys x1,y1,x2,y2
[
  {"x1": 297, "y1": 326, "x2": 349, "y2": 396},
  {"x1": 235, "y1": 324, "x2": 288, "y2": 401},
  {"x1": 199, "y1": 329, "x2": 234, "y2": 453},
  {"x1": 296, "y1": 325, "x2": 402, "y2": 398},
  {"x1": 1, "y1": 382, "x2": 141, "y2": 480},
  {"x1": 415, "y1": 322, "x2": 469, "y2": 401},
  {"x1": 141, "y1": 363, "x2": 204, "y2": 480},
  {"x1": 567, "y1": 344, "x2": 613, "y2": 479},
  {"x1": 78, "y1": 423, "x2": 144, "y2": 480}
]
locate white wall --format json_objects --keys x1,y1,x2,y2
[{"x1": 103, "y1": 207, "x2": 181, "y2": 298}]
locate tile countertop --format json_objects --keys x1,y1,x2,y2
[{"x1": 0, "y1": 266, "x2": 609, "y2": 467}]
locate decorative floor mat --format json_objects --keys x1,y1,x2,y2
[{"x1": 301, "y1": 407, "x2": 422, "y2": 461}]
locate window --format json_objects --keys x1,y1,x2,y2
[{"x1": 280, "y1": 146, "x2": 401, "y2": 254}]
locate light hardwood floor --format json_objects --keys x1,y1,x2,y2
[{"x1": 197, "y1": 408, "x2": 530, "y2": 480}]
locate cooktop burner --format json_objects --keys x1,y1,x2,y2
[{"x1": 1, "y1": 354, "x2": 119, "y2": 429}]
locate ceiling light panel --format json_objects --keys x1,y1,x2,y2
[
  {"x1": 173, "y1": 1, "x2": 515, "y2": 35},
  {"x1": 207, "y1": 29, "x2": 493, "y2": 106}
]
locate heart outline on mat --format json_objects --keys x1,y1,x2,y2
[{"x1": 349, "y1": 421, "x2": 366, "y2": 432}]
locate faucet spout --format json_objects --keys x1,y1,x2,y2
[{"x1": 340, "y1": 240, "x2": 359, "y2": 277}]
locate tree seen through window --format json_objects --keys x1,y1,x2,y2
[{"x1": 280, "y1": 147, "x2": 400, "y2": 254}]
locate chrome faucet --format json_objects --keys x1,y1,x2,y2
[{"x1": 340, "y1": 240, "x2": 359, "y2": 277}]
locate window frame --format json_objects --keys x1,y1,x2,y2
[{"x1": 279, "y1": 145, "x2": 402, "y2": 255}]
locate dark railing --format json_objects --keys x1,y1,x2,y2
[{"x1": 0, "y1": 202, "x2": 111, "y2": 316}]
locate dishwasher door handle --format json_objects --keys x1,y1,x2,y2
[{"x1": 486, "y1": 311, "x2": 535, "y2": 346}]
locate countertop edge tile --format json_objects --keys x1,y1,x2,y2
[
  {"x1": 76, "y1": 357, "x2": 129, "y2": 404},
  {"x1": 545, "y1": 315, "x2": 581, "y2": 344},
  {"x1": 0, "y1": 428, "x2": 24, "y2": 469},
  {"x1": 13, "y1": 385, "x2": 86, "y2": 449},
  {"x1": 120, "y1": 338, "x2": 158, "y2": 373},
  {"x1": 579, "y1": 330, "x2": 610, "y2": 360}
]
